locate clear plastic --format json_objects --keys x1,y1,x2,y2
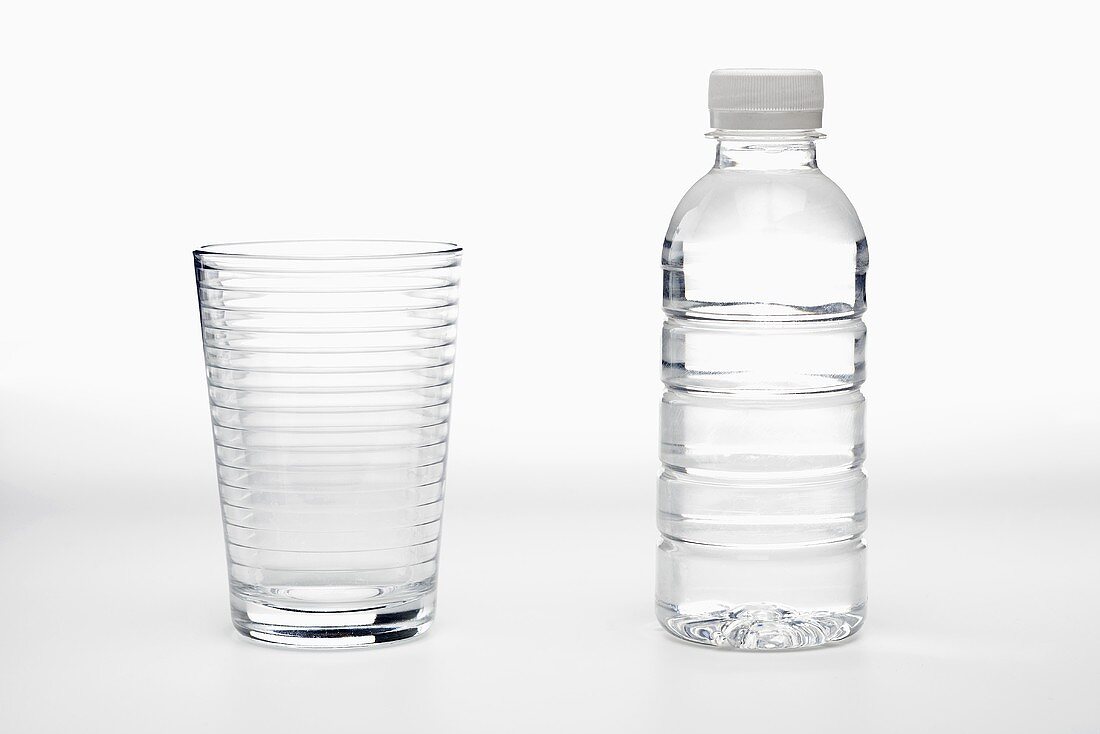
[
  {"x1": 194, "y1": 240, "x2": 461, "y2": 648},
  {"x1": 657, "y1": 132, "x2": 868, "y2": 649}
]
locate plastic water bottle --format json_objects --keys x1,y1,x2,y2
[{"x1": 657, "y1": 69, "x2": 868, "y2": 649}]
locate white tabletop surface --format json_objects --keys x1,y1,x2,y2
[{"x1": 3, "y1": 459, "x2": 1097, "y2": 733}]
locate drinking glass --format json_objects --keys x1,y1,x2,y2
[{"x1": 194, "y1": 240, "x2": 461, "y2": 647}]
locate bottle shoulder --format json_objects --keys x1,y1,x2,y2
[{"x1": 665, "y1": 167, "x2": 865, "y2": 245}]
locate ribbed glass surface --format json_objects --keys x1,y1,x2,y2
[{"x1": 195, "y1": 240, "x2": 461, "y2": 648}]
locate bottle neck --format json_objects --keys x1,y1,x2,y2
[{"x1": 709, "y1": 130, "x2": 822, "y2": 170}]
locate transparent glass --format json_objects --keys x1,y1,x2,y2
[
  {"x1": 194, "y1": 240, "x2": 461, "y2": 648},
  {"x1": 657, "y1": 131, "x2": 868, "y2": 649}
]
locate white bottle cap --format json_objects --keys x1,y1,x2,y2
[{"x1": 708, "y1": 69, "x2": 824, "y2": 130}]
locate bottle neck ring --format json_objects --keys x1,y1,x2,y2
[{"x1": 708, "y1": 130, "x2": 822, "y2": 170}]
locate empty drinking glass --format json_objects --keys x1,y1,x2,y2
[{"x1": 194, "y1": 240, "x2": 461, "y2": 647}]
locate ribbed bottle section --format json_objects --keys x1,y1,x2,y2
[
  {"x1": 195, "y1": 243, "x2": 460, "y2": 647},
  {"x1": 656, "y1": 244, "x2": 867, "y2": 649}
]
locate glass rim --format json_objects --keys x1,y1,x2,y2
[{"x1": 194, "y1": 239, "x2": 462, "y2": 261}]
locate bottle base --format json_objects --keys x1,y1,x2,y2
[
  {"x1": 657, "y1": 602, "x2": 864, "y2": 650},
  {"x1": 230, "y1": 595, "x2": 434, "y2": 649}
]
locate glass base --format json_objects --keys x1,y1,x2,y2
[
  {"x1": 657, "y1": 602, "x2": 864, "y2": 650},
  {"x1": 231, "y1": 595, "x2": 434, "y2": 649}
]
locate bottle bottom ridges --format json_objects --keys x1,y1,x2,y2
[
  {"x1": 656, "y1": 536, "x2": 866, "y2": 650},
  {"x1": 657, "y1": 601, "x2": 864, "y2": 649}
]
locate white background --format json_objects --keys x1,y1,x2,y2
[{"x1": 1, "y1": 1, "x2": 1098, "y2": 731}]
